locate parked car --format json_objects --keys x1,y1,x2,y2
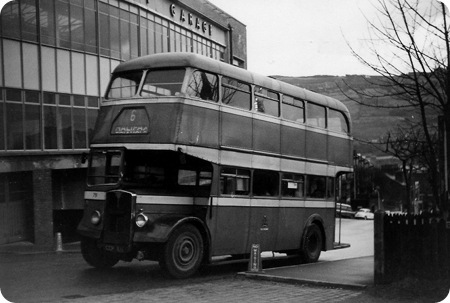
[
  {"x1": 354, "y1": 208, "x2": 374, "y2": 220},
  {"x1": 336, "y1": 203, "x2": 356, "y2": 218}
]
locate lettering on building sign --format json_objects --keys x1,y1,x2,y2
[{"x1": 170, "y1": 4, "x2": 212, "y2": 36}]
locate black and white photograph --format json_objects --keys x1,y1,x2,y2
[{"x1": 0, "y1": 0, "x2": 449, "y2": 302}]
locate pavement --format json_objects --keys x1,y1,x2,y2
[
  {"x1": 240, "y1": 255, "x2": 373, "y2": 290},
  {"x1": 0, "y1": 241, "x2": 373, "y2": 290}
]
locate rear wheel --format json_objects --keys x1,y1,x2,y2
[
  {"x1": 80, "y1": 237, "x2": 119, "y2": 268},
  {"x1": 159, "y1": 224, "x2": 204, "y2": 279},
  {"x1": 300, "y1": 224, "x2": 323, "y2": 263}
]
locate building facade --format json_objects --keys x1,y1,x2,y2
[{"x1": 0, "y1": 0, "x2": 247, "y2": 246}]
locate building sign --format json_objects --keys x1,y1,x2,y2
[
  {"x1": 111, "y1": 108, "x2": 150, "y2": 135},
  {"x1": 169, "y1": 4, "x2": 212, "y2": 36}
]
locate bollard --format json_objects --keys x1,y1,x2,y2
[{"x1": 55, "y1": 232, "x2": 63, "y2": 252}]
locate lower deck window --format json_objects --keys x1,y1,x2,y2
[
  {"x1": 253, "y1": 170, "x2": 279, "y2": 197},
  {"x1": 220, "y1": 168, "x2": 250, "y2": 195}
]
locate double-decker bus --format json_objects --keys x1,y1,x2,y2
[{"x1": 77, "y1": 53, "x2": 353, "y2": 278}]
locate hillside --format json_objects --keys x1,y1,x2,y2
[{"x1": 274, "y1": 75, "x2": 420, "y2": 156}]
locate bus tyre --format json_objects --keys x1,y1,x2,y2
[
  {"x1": 300, "y1": 224, "x2": 322, "y2": 263},
  {"x1": 80, "y1": 237, "x2": 119, "y2": 268},
  {"x1": 160, "y1": 225, "x2": 204, "y2": 279}
]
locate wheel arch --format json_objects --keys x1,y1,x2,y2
[
  {"x1": 168, "y1": 217, "x2": 212, "y2": 264},
  {"x1": 302, "y1": 214, "x2": 326, "y2": 251}
]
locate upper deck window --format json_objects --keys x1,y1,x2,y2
[
  {"x1": 221, "y1": 77, "x2": 251, "y2": 110},
  {"x1": 186, "y1": 70, "x2": 218, "y2": 102},
  {"x1": 306, "y1": 103, "x2": 326, "y2": 128},
  {"x1": 328, "y1": 109, "x2": 349, "y2": 133},
  {"x1": 140, "y1": 69, "x2": 185, "y2": 97},
  {"x1": 282, "y1": 95, "x2": 304, "y2": 123},
  {"x1": 106, "y1": 71, "x2": 143, "y2": 100},
  {"x1": 254, "y1": 86, "x2": 279, "y2": 117}
]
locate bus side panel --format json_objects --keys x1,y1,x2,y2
[
  {"x1": 305, "y1": 131, "x2": 327, "y2": 162},
  {"x1": 253, "y1": 120, "x2": 280, "y2": 154},
  {"x1": 247, "y1": 203, "x2": 279, "y2": 252},
  {"x1": 281, "y1": 125, "x2": 306, "y2": 158},
  {"x1": 276, "y1": 207, "x2": 305, "y2": 251},
  {"x1": 328, "y1": 135, "x2": 353, "y2": 167},
  {"x1": 177, "y1": 104, "x2": 219, "y2": 147},
  {"x1": 221, "y1": 112, "x2": 252, "y2": 150},
  {"x1": 208, "y1": 200, "x2": 250, "y2": 256}
]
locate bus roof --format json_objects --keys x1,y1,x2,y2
[{"x1": 113, "y1": 53, "x2": 349, "y2": 114}]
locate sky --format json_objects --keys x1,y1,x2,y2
[{"x1": 208, "y1": 0, "x2": 450, "y2": 77}]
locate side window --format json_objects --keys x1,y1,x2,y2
[
  {"x1": 253, "y1": 170, "x2": 279, "y2": 197},
  {"x1": 221, "y1": 77, "x2": 251, "y2": 110},
  {"x1": 328, "y1": 109, "x2": 349, "y2": 133},
  {"x1": 220, "y1": 167, "x2": 250, "y2": 195},
  {"x1": 306, "y1": 103, "x2": 326, "y2": 128},
  {"x1": 282, "y1": 95, "x2": 304, "y2": 123},
  {"x1": 326, "y1": 177, "x2": 335, "y2": 199},
  {"x1": 178, "y1": 169, "x2": 212, "y2": 186},
  {"x1": 186, "y1": 70, "x2": 218, "y2": 102},
  {"x1": 281, "y1": 173, "x2": 304, "y2": 198},
  {"x1": 178, "y1": 169, "x2": 197, "y2": 186},
  {"x1": 306, "y1": 175, "x2": 326, "y2": 199},
  {"x1": 254, "y1": 86, "x2": 279, "y2": 117}
]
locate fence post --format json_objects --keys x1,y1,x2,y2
[{"x1": 374, "y1": 210, "x2": 386, "y2": 284}]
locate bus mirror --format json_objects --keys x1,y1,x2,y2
[{"x1": 81, "y1": 152, "x2": 88, "y2": 164}]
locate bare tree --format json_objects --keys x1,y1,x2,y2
[{"x1": 342, "y1": 0, "x2": 450, "y2": 213}]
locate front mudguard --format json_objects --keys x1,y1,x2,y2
[{"x1": 133, "y1": 214, "x2": 210, "y2": 244}]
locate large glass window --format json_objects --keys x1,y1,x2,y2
[
  {"x1": 6, "y1": 103, "x2": 23, "y2": 150},
  {"x1": 106, "y1": 71, "x2": 144, "y2": 99},
  {"x1": 254, "y1": 86, "x2": 279, "y2": 117},
  {"x1": 55, "y1": 0, "x2": 71, "y2": 48},
  {"x1": 0, "y1": 91, "x2": 4, "y2": 150},
  {"x1": 221, "y1": 77, "x2": 251, "y2": 110},
  {"x1": 25, "y1": 98, "x2": 41, "y2": 150},
  {"x1": 40, "y1": 0, "x2": 56, "y2": 45},
  {"x1": 140, "y1": 69, "x2": 185, "y2": 97},
  {"x1": 282, "y1": 95, "x2": 304, "y2": 123},
  {"x1": 4, "y1": 40, "x2": 22, "y2": 88},
  {"x1": 21, "y1": 0, "x2": 38, "y2": 42},
  {"x1": 220, "y1": 167, "x2": 250, "y2": 196},
  {"x1": 253, "y1": 170, "x2": 279, "y2": 197},
  {"x1": 281, "y1": 173, "x2": 304, "y2": 198},
  {"x1": 1, "y1": 1, "x2": 20, "y2": 39},
  {"x1": 70, "y1": 1, "x2": 84, "y2": 51},
  {"x1": 23, "y1": 43, "x2": 39, "y2": 90},
  {"x1": 73, "y1": 108, "x2": 87, "y2": 149},
  {"x1": 307, "y1": 103, "x2": 326, "y2": 128},
  {"x1": 120, "y1": 10, "x2": 131, "y2": 60},
  {"x1": 84, "y1": 2, "x2": 97, "y2": 53},
  {"x1": 186, "y1": 70, "x2": 218, "y2": 101}
]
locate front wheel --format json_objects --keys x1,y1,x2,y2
[
  {"x1": 300, "y1": 224, "x2": 323, "y2": 263},
  {"x1": 80, "y1": 237, "x2": 119, "y2": 268},
  {"x1": 159, "y1": 224, "x2": 204, "y2": 279}
]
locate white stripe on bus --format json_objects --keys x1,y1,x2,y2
[{"x1": 135, "y1": 195, "x2": 335, "y2": 208}]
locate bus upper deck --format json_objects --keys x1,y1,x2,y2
[{"x1": 91, "y1": 52, "x2": 352, "y2": 173}]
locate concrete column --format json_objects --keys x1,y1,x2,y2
[{"x1": 33, "y1": 169, "x2": 54, "y2": 248}]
